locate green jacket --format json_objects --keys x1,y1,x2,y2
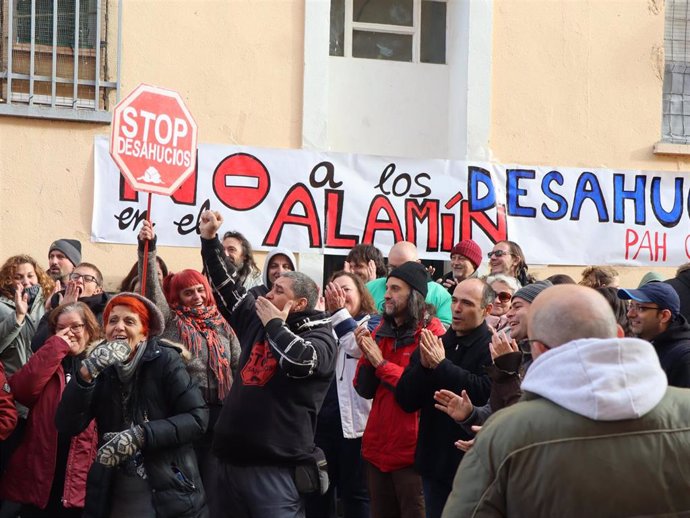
[
  {"x1": 443, "y1": 337, "x2": 690, "y2": 518},
  {"x1": 366, "y1": 277, "x2": 452, "y2": 326}
]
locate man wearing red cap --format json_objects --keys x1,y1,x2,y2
[{"x1": 437, "y1": 240, "x2": 482, "y2": 295}]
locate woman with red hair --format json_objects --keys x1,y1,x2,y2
[
  {"x1": 137, "y1": 221, "x2": 240, "y2": 500},
  {"x1": 55, "y1": 292, "x2": 208, "y2": 517}
]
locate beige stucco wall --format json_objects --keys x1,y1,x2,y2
[
  {"x1": 0, "y1": 0, "x2": 303, "y2": 289},
  {"x1": 491, "y1": 0, "x2": 679, "y2": 286}
]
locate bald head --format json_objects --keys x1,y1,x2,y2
[
  {"x1": 388, "y1": 242, "x2": 419, "y2": 269},
  {"x1": 528, "y1": 285, "x2": 618, "y2": 352}
]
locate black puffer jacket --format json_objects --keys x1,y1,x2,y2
[{"x1": 55, "y1": 339, "x2": 209, "y2": 518}]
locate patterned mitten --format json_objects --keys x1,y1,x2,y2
[
  {"x1": 81, "y1": 340, "x2": 131, "y2": 379},
  {"x1": 97, "y1": 425, "x2": 145, "y2": 467}
]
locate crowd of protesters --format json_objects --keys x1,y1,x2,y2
[{"x1": 0, "y1": 214, "x2": 689, "y2": 518}]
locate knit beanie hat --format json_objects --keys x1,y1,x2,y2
[
  {"x1": 451, "y1": 240, "x2": 482, "y2": 270},
  {"x1": 103, "y1": 292, "x2": 165, "y2": 338},
  {"x1": 638, "y1": 271, "x2": 664, "y2": 288},
  {"x1": 49, "y1": 239, "x2": 82, "y2": 267},
  {"x1": 512, "y1": 280, "x2": 553, "y2": 304},
  {"x1": 388, "y1": 261, "x2": 429, "y2": 298}
]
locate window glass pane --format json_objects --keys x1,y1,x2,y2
[
  {"x1": 421, "y1": 0, "x2": 446, "y2": 64},
  {"x1": 330, "y1": 0, "x2": 345, "y2": 56},
  {"x1": 353, "y1": 0, "x2": 413, "y2": 27},
  {"x1": 14, "y1": 0, "x2": 96, "y2": 49},
  {"x1": 352, "y1": 30, "x2": 412, "y2": 61}
]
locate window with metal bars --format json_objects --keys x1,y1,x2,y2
[
  {"x1": 330, "y1": 0, "x2": 446, "y2": 64},
  {"x1": 662, "y1": 0, "x2": 690, "y2": 143},
  {"x1": 0, "y1": 0, "x2": 120, "y2": 122}
]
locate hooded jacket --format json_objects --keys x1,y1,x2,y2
[
  {"x1": 201, "y1": 236, "x2": 336, "y2": 465},
  {"x1": 248, "y1": 247, "x2": 297, "y2": 299},
  {"x1": 442, "y1": 337, "x2": 690, "y2": 518},
  {"x1": 651, "y1": 314, "x2": 690, "y2": 388}
]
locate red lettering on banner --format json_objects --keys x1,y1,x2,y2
[
  {"x1": 362, "y1": 195, "x2": 404, "y2": 243},
  {"x1": 405, "y1": 199, "x2": 439, "y2": 251},
  {"x1": 324, "y1": 190, "x2": 358, "y2": 249},
  {"x1": 460, "y1": 201, "x2": 508, "y2": 243},
  {"x1": 263, "y1": 184, "x2": 322, "y2": 247},
  {"x1": 625, "y1": 229, "x2": 667, "y2": 262},
  {"x1": 440, "y1": 214, "x2": 456, "y2": 252}
]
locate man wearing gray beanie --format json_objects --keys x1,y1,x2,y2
[{"x1": 47, "y1": 239, "x2": 82, "y2": 284}]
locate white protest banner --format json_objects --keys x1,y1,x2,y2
[{"x1": 93, "y1": 135, "x2": 690, "y2": 266}]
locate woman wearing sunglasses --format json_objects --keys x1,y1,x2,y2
[
  {"x1": 485, "y1": 275, "x2": 520, "y2": 333},
  {"x1": 0, "y1": 302, "x2": 100, "y2": 517},
  {"x1": 487, "y1": 241, "x2": 533, "y2": 287}
]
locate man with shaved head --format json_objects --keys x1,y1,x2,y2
[
  {"x1": 443, "y1": 285, "x2": 690, "y2": 518},
  {"x1": 366, "y1": 242, "x2": 452, "y2": 326}
]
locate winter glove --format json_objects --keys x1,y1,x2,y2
[
  {"x1": 81, "y1": 340, "x2": 131, "y2": 380},
  {"x1": 97, "y1": 425, "x2": 145, "y2": 467}
]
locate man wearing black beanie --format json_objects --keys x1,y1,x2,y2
[{"x1": 354, "y1": 261, "x2": 445, "y2": 518}]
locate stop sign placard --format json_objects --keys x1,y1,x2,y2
[{"x1": 110, "y1": 84, "x2": 198, "y2": 196}]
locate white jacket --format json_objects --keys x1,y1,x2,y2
[{"x1": 330, "y1": 308, "x2": 378, "y2": 438}]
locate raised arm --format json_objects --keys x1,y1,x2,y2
[{"x1": 137, "y1": 220, "x2": 171, "y2": 323}]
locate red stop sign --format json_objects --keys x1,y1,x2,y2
[{"x1": 110, "y1": 84, "x2": 198, "y2": 196}]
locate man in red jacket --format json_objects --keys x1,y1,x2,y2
[{"x1": 354, "y1": 262, "x2": 445, "y2": 518}]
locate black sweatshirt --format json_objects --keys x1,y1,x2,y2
[{"x1": 200, "y1": 236, "x2": 336, "y2": 465}]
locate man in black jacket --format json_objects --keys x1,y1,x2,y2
[
  {"x1": 199, "y1": 210, "x2": 337, "y2": 518},
  {"x1": 395, "y1": 278, "x2": 493, "y2": 518},
  {"x1": 619, "y1": 282, "x2": 690, "y2": 387}
]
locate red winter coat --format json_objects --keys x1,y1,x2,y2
[
  {"x1": 0, "y1": 336, "x2": 97, "y2": 509},
  {"x1": 354, "y1": 316, "x2": 445, "y2": 472},
  {"x1": 0, "y1": 363, "x2": 17, "y2": 439}
]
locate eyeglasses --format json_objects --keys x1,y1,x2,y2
[
  {"x1": 627, "y1": 303, "x2": 661, "y2": 313},
  {"x1": 69, "y1": 272, "x2": 99, "y2": 284},
  {"x1": 487, "y1": 250, "x2": 512, "y2": 259},
  {"x1": 495, "y1": 291, "x2": 512, "y2": 303},
  {"x1": 56, "y1": 323, "x2": 86, "y2": 334}
]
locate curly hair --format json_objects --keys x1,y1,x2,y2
[
  {"x1": 579, "y1": 266, "x2": 619, "y2": 289},
  {"x1": 0, "y1": 255, "x2": 54, "y2": 299}
]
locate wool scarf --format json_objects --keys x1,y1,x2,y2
[{"x1": 173, "y1": 304, "x2": 232, "y2": 400}]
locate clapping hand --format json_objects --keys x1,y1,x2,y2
[
  {"x1": 489, "y1": 329, "x2": 519, "y2": 361},
  {"x1": 324, "y1": 282, "x2": 346, "y2": 312},
  {"x1": 355, "y1": 325, "x2": 384, "y2": 368},
  {"x1": 419, "y1": 328, "x2": 445, "y2": 369},
  {"x1": 434, "y1": 389, "x2": 474, "y2": 422}
]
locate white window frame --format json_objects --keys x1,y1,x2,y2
[{"x1": 0, "y1": 0, "x2": 121, "y2": 122}]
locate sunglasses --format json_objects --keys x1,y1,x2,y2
[
  {"x1": 487, "y1": 250, "x2": 512, "y2": 259},
  {"x1": 495, "y1": 291, "x2": 512, "y2": 303}
]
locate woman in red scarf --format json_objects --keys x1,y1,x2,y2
[{"x1": 136, "y1": 220, "x2": 240, "y2": 505}]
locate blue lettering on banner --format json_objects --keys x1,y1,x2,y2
[
  {"x1": 613, "y1": 174, "x2": 646, "y2": 225},
  {"x1": 571, "y1": 172, "x2": 609, "y2": 222},
  {"x1": 506, "y1": 169, "x2": 536, "y2": 218},
  {"x1": 541, "y1": 171, "x2": 568, "y2": 220},
  {"x1": 468, "y1": 166, "x2": 496, "y2": 211},
  {"x1": 650, "y1": 177, "x2": 683, "y2": 228}
]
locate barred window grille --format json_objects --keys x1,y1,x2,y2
[
  {"x1": 330, "y1": 0, "x2": 447, "y2": 64},
  {"x1": 0, "y1": 0, "x2": 120, "y2": 122},
  {"x1": 663, "y1": 0, "x2": 690, "y2": 143}
]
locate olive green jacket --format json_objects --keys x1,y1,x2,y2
[{"x1": 443, "y1": 337, "x2": 690, "y2": 518}]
